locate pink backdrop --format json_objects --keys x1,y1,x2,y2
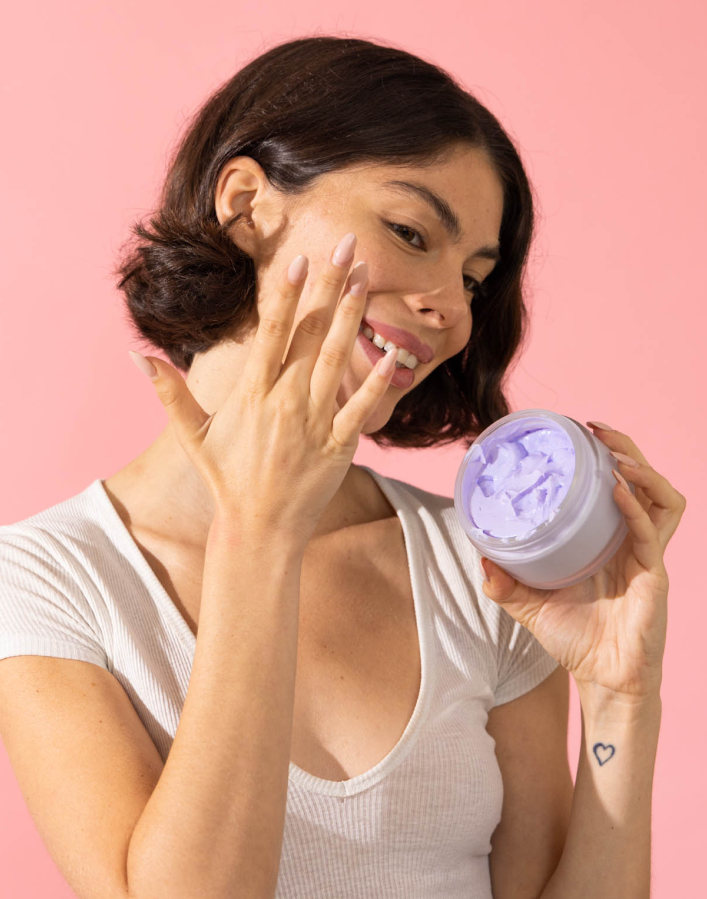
[{"x1": 0, "y1": 1, "x2": 703, "y2": 896}]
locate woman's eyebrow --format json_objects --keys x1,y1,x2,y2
[{"x1": 381, "y1": 179, "x2": 501, "y2": 263}]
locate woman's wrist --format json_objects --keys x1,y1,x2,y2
[
  {"x1": 574, "y1": 677, "x2": 662, "y2": 723},
  {"x1": 208, "y1": 506, "x2": 309, "y2": 558}
]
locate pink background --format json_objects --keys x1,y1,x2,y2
[{"x1": 0, "y1": 1, "x2": 703, "y2": 896}]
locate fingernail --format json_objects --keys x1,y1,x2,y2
[
  {"x1": 610, "y1": 450, "x2": 640, "y2": 468},
  {"x1": 377, "y1": 345, "x2": 398, "y2": 377},
  {"x1": 348, "y1": 261, "x2": 368, "y2": 295},
  {"x1": 586, "y1": 420, "x2": 613, "y2": 431},
  {"x1": 612, "y1": 468, "x2": 631, "y2": 493},
  {"x1": 332, "y1": 232, "x2": 357, "y2": 267},
  {"x1": 128, "y1": 350, "x2": 157, "y2": 379},
  {"x1": 287, "y1": 254, "x2": 309, "y2": 284}
]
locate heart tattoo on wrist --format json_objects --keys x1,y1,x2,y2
[{"x1": 592, "y1": 742, "x2": 616, "y2": 766}]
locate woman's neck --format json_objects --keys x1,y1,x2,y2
[{"x1": 103, "y1": 423, "x2": 391, "y2": 551}]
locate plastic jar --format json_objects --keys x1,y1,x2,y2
[{"x1": 453, "y1": 409, "x2": 635, "y2": 589}]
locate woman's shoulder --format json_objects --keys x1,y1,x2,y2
[
  {"x1": 0, "y1": 479, "x2": 114, "y2": 559},
  {"x1": 360, "y1": 464, "x2": 455, "y2": 513},
  {"x1": 0, "y1": 480, "x2": 116, "y2": 670},
  {"x1": 364, "y1": 466, "x2": 466, "y2": 541},
  {"x1": 0, "y1": 478, "x2": 133, "y2": 624}
]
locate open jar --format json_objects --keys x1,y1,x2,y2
[{"x1": 454, "y1": 409, "x2": 635, "y2": 589}]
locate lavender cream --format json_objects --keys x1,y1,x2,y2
[{"x1": 454, "y1": 409, "x2": 635, "y2": 589}]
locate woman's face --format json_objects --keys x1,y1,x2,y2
[{"x1": 220, "y1": 144, "x2": 505, "y2": 435}]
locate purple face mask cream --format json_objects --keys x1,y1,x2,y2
[{"x1": 454, "y1": 409, "x2": 635, "y2": 589}]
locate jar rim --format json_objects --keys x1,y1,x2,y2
[{"x1": 454, "y1": 410, "x2": 594, "y2": 556}]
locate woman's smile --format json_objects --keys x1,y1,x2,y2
[{"x1": 355, "y1": 326, "x2": 416, "y2": 389}]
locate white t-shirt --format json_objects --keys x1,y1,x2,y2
[{"x1": 0, "y1": 465, "x2": 559, "y2": 898}]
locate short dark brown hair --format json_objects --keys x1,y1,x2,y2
[{"x1": 114, "y1": 36, "x2": 538, "y2": 450}]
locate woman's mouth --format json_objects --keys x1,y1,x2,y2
[{"x1": 356, "y1": 324, "x2": 417, "y2": 389}]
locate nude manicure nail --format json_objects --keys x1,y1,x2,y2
[
  {"x1": 612, "y1": 468, "x2": 631, "y2": 492},
  {"x1": 128, "y1": 350, "x2": 157, "y2": 379},
  {"x1": 586, "y1": 420, "x2": 613, "y2": 431},
  {"x1": 348, "y1": 261, "x2": 368, "y2": 295},
  {"x1": 332, "y1": 232, "x2": 357, "y2": 267},
  {"x1": 287, "y1": 254, "x2": 309, "y2": 283},
  {"x1": 610, "y1": 450, "x2": 639, "y2": 468}
]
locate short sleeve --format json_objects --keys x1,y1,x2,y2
[
  {"x1": 492, "y1": 607, "x2": 560, "y2": 707},
  {"x1": 0, "y1": 530, "x2": 109, "y2": 670}
]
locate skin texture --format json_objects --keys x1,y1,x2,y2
[{"x1": 119, "y1": 144, "x2": 505, "y2": 547}]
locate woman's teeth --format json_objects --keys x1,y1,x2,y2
[{"x1": 360, "y1": 325, "x2": 420, "y2": 369}]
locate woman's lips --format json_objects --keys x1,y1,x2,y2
[
  {"x1": 356, "y1": 329, "x2": 415, "y2": 389},
  {"x1": 362, "y1": 317, "x2": 434, "y2": 364}
]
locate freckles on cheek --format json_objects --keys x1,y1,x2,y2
[{"x1": 361, "y1": 248, "x2": 405, "y2": 286}]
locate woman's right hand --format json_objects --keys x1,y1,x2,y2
[{"x1": 128, "y1": 232, "x2": 400, "y2": 544}]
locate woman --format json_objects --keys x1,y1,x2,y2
[{"x1": 0, "y1": 36, "x2": 684, "y2": 899}]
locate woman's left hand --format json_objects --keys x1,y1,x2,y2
[{"x1": 480, "y1": 423, "x2": 687, "y2": 700}]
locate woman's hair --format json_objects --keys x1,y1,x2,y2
[{"x1": 114, "y1": 36, "x2": 538, "y2": 449}]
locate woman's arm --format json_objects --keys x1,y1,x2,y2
[
  {"x1": 126, "y1": 513, "x2": 307, "y2": 899},
  {"x1": 479, "y1": 423, "x2": 682, "y2": 899},
  {"x1": 539, "y1": 683, "x2": 661, "y2": 899}
]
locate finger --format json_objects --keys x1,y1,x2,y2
[
  {"x1": 309, "y1": 261, "x2": 368, "y2": 411},
  {"x1": 586, "y1": 423, "x2": 651, "y2": 467},
  {"x1": 611, "y1": 469, "x2": 667, "y2": 571},
  {"x1": 331, "y1": 345, "x2": 399, "y2": 447},
  {"x1": 129, "y1": 352, "x2": 213, "y2": 456},
  {"x1": 279, "y1": 233, "x2": 358, "y2": 383},
  {"x1": 241, "y1": 253, "x2": 310, "y2": 395},
  {"x1": 587, "y1": 423, "x2": 653, "y2": 512},
  {"x1": 611, "y1": 456, "x2": 686, "y2": 550}
]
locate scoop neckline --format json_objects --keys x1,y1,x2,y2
[{"x1": 89, "y1": 465, "x2": 434, "y2": 799}]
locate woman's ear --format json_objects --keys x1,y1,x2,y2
[{"x1": 214, "y1": 156, "x2": 268, "y2": 253}]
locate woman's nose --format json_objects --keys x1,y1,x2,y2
[{"x1": 411, "y1": 279, "x2": 470, "y2": 324}]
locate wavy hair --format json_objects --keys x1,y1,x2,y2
[{"x1": 113, "y1": 36, "x2": 538, "y2": 449}]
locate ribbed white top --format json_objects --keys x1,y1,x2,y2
[{"x1": 0, "y1": 465, "x2": 559, "y2": 897}]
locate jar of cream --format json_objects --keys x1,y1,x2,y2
[{"x1": 454, "y1": 409, "x2": 635, "y2": 589}]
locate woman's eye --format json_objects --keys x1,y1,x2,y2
[
  {"x1": 386, "y1": 221, "x2": 483, "y2": 298},
  {"x1": 387, "y1": 221, "x2": 425, "y2": 249},
  {"x1": 463, "y1": 274, "x2": 482, "y2": 296}
]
